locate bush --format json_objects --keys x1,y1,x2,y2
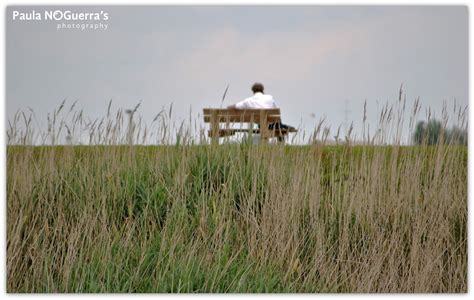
[{"x1": 413, "y1": 120, "x2": 467, "y2": 145}]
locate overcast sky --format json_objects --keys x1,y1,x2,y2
[{"x1": 6, "y1": 5, "x2": 468, "y2": 143}]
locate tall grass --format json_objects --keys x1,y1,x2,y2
[{"x1": 6, "y1": 91, "x2": 467, "y2": 292}]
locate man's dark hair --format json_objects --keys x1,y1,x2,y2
[{"x1": 251, "y1": 82, "x2": 264, "y2": 94}]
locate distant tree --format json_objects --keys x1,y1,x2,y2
[
  {"x1": 446, "y1": 126, "x2": 468, "y2": 145},
  {"x1": 413, "y1": 121, "x2": 426, "y2": 145},
  {"x1": 413, "y1": 120, "x2": 443, "y2": 145},
  {"x1": 413, "y1": 119, "x2": 467, "y2": 145}
]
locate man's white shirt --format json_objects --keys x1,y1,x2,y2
[{"x1": 235, "y1": 92, "x2": 277, "y2": 109}]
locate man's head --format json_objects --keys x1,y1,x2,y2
[{"x1": 251, "y1": 82, "x2": 264, "y2": 94}]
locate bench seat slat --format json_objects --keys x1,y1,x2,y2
[
  {"x1": 207, "y1": 128, "x2": 297, "y2": 138},
  {"x1": 203, "y1": 115, "x2": 281, "y2": 123}
]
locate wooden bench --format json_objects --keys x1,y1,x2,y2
[{"x1": 203, "y1": 108, "x2": 297, "y2": 144}]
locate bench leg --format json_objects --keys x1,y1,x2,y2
[
  {"x1": 210, "y1": 112, "x2": 218, "y2": 145},
  {"x1": 259, "y1": 111, "x2": 269, "y2": 144},
  {"x1": 277, "y1": 135, "x2": 285, "y2": 144}
]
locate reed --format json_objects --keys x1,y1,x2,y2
[{"x1": 6, "y1": 91, "x2": 467, "y2": 292}]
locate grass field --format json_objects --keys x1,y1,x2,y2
[{"x1": 7, "y1": 142, "x2": 467, "y2": 292}]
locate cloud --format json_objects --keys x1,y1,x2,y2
[{"x1": 175, "y1": 25, "x2": 369, "y2": 84}]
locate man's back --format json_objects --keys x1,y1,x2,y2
[{"x1": 235, "y1": 92, "x2": 277, "y2": 109}]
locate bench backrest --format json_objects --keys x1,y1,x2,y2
[{"x1": 203, "y1": 108, "x2": 281, "y2": 123}]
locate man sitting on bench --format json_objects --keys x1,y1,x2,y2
[{"x1": 227, "y1": 82, "x2": 295, "y2": 142}]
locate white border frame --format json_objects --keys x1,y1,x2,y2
[{"x1": 1, "y1": 1, "x2": 470, "y2": 298}]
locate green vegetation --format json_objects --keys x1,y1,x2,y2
[
  {"x1": 7, "y1": 143, "x2": 467, "y2": 292},
  {"x1": 413, "y1": 119, "x2": 467, "y2": 145},
  {"x1": 6, "y1": 92, "x2": 468, "y2": 292}
]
